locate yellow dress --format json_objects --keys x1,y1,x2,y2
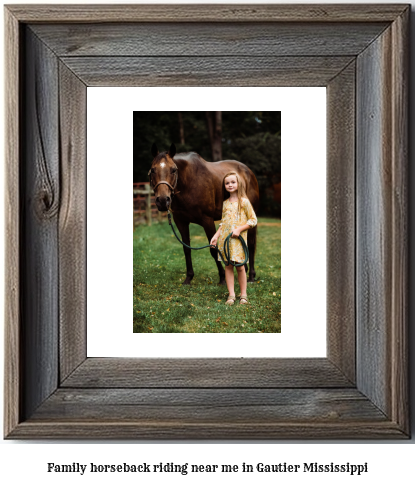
[{"x1": 217, "y1": 197, "x2": 257, "y2": 263}]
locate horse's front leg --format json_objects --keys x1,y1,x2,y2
[
  {"x1": 202, "y1": 219, "x2": 226, "y2": 285},
  {"x1": 174, "y1": 218, "x2": 194, "y2": 285}
]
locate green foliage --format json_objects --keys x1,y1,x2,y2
[
  {"x1": 133, "y1": 218, "x2": 281, "y2": 333},
  {"x1": 223, "y1": 131, "x2": 281, "y2": 216},
  {"x1": 133, "y1": 112, "x2": 212, "y2": 182}
]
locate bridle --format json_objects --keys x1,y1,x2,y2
[{"x1": 148, "y1": 163, "x2": 180, "y2": 196}]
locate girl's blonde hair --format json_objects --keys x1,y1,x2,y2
[{"x1": 222, "y1": 171, "x2": 247, "y2": 217}]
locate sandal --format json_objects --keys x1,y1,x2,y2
[
  {"x1": 225, "y1": 295, "x2": 236, "y2": 305},
  {"x1": 239, "y1": 295, "x2": 248, "y2": 305}
]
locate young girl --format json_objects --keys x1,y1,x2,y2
[{"x1": 210, "y1": 171, "x2": 257, "y2": 305}]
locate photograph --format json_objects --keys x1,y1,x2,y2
[{"x1": 133, "y1": 111, "x2": 281, "y2": 333}]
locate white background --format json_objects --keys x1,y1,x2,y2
[
  {"x1": 87, "y1": 86, "x2": 326, "y2": 358},
  {"x1": 1, "y1": 0, "x2": 414, "y2": 486}
]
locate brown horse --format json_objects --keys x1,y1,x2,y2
[{"x1": 149, "y1": 143, "x2": 259, "y2": 284}]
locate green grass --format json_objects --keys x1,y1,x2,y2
[{"x1": 133, "y1": 218, "x2": 281, "y2": 333}]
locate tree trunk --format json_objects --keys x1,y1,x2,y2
[
  {"x1": 205, "y1": 111, "x2": 222, "y2": 161},
  {"x1": 178, "y1": 112, "x2": 185, "y2": 145}
]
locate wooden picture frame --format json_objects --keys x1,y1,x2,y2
[{"x1": 4, "y1": 4, "x2": 409, "y2": 439}]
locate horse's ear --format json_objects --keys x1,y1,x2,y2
[
  {"x1": 151, "y1": 143, "x2": 159, "y2": 157},
  {"x1": 169, "y1": 143, "x2": 176, "y2": 159}
]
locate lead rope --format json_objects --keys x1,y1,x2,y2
[{"x1": 167, "y1": 210, "x2": 249, "y2": 267}]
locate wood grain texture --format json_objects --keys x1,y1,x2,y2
[
  {"x1": 389, "y1": 8, "x2": 409, "y2": 433},
  {"x1": 8, "y1": 408, "x2": 406, "y2": 441},
  {"x1": 31, "y1": 22, "x2": 388, "y2": 57},
  {"x1": 32, "y1": 388, "x2": 386, "y2": 422},
  {"x1": 6, "y1": 4, "x2": 409, "y2": 23},
  {"x1": 7, "y1": 422, "x2": 406, "y2": 440},
  {"x1": 62, "y1": 358, "x2": 352, "y2": 388},
  {"x1": 356, "y1": 29, "x2": 390, "y2": 416},
  {"x1": 7, "y1": 421, "x2": 406, "y2": 441},
  {"x1": 21, "y1": 28, "x2": 60, "y2": 420},
  {"x1": 58, "y1": 63, "x2": 87, "y2": 381},
  {"x1": 356, "y1": 26, "x2": 394, "y2": 418},
  {"x1": 4, "y1": 6, "x2": 21, "y2": 438},
  {"x1": 356, "y1": 12, "x2": 409, "y2": 428},
  {"x1": 60, "y1": 56, "x2": 355, "y2": 87},
  {"x1": 326, "y1": 62, "x2": 356, "y2": 383}
]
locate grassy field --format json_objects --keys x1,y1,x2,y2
[{"x1": 133, "y1": 217, "x2": 281, "y2": 333}]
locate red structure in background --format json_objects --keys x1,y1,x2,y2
[
  {"x1": 272, "y1": 182, "x2": 281, "y2": 203},
  {"x1": 133, "y1": 182, "x2": 167, "y2": 228}
]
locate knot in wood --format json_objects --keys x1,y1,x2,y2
[{"x1": 36, "y1": 187, "x2": 59, "y2": 219}]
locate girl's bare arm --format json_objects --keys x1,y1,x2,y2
[
  {"x1": 210, "y1": 226, "x2": 221, "y2": 246},
  {"x1": 232, "y1": 223, "x2": 250, "y2": 237}
]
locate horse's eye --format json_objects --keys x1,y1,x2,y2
[
  {"x1": 171, "y1": 168, "x2": 177, "y2": 174},
  {"x1": 150, "y1": 168, "x2": 155, "y2": 173}
]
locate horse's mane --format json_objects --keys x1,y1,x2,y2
[
  {"x1": 174, "y1": 152, "x2": 203, "y2": 164},
  {"x1": 154, "y1": 150, "x2": 204, "y2": 164}
]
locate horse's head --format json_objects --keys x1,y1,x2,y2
[{"x1": 148, "y1": 143, "x2": 178, "y2": 211}]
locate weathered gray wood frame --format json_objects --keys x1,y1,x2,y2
[{"x1": 4, "y1": 4, "x2": 409, "y2": 439}]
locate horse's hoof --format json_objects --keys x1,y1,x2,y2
[
  {"x1": 248, "y1": 278, "x2": 256, "y2": 283},
  {"x1": 218, "y1": 279, "x2": 226, "y2": 285},
  {"x1": 182, "y1": 279, "x2": 192, "y2": 285}
]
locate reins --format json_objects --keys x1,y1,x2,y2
[{"x1": 167, "y1": 210, "x2": 249, "y2": 267}]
